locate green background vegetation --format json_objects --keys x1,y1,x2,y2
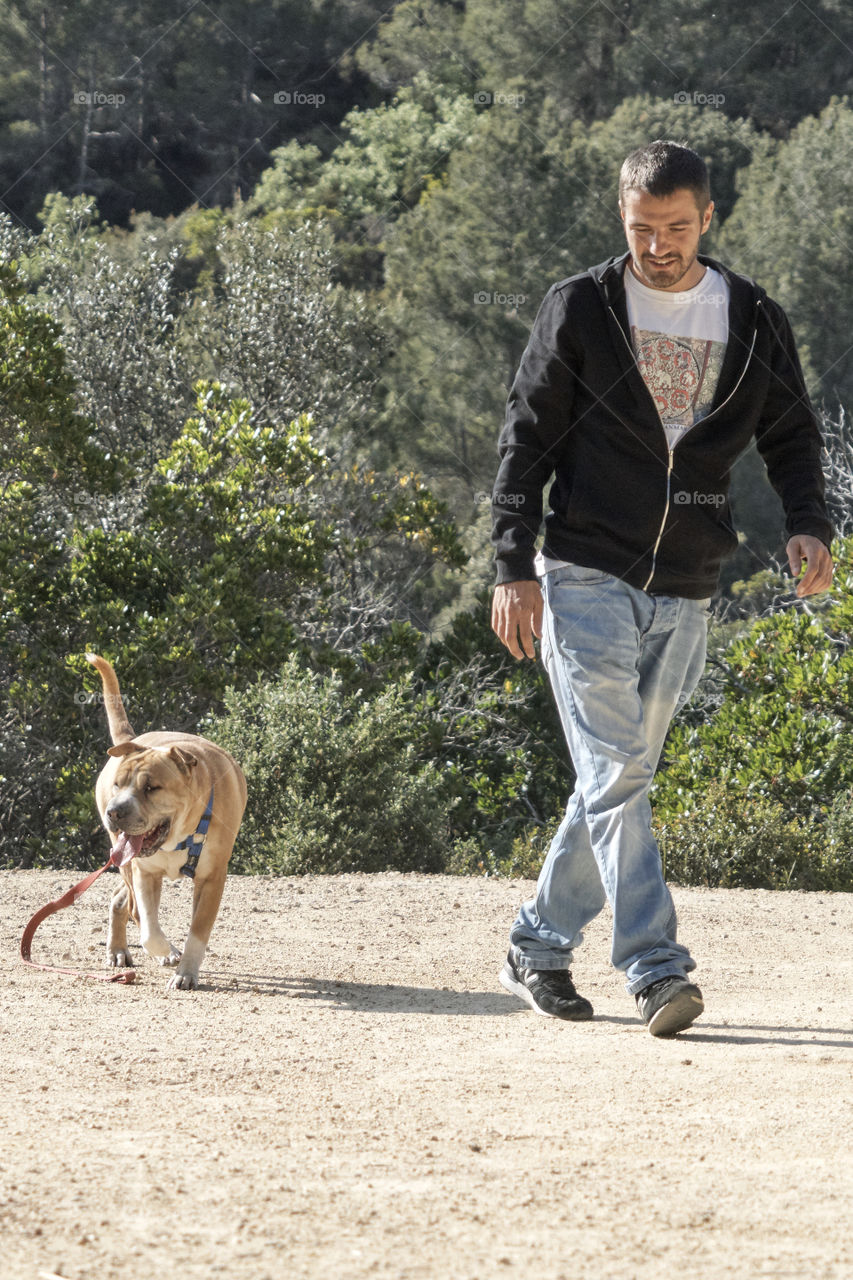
[{"x1": 1, "y1": 0, "x2": 852, "y2": 887}]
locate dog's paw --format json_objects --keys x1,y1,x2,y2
[
  {"x1": 157, "y1": 948, "x2": 182, "y2": 967},
  {"x1": 106, "y1": 949, "x2": 134, "y2": 969},
  {"x1": 167, "y1": 971, "x2": 199, "y2": 991}
]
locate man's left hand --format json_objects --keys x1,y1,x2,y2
[{"x1": 786, "y1": 534, "x2": 833, "y2": 597}]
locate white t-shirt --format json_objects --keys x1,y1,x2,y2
[
  {"x1": 534, "y1": 262, "x2": 729, "y2": 577},
  {"x1": 624, "y1": 262, "x2": 729, "y2": 451}
]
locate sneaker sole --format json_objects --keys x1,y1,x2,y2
[
  {"x1": 499, "y1": 964, "x2": 594, "y2": 1021},
  {"x1": 647, "y1": 988, "x2": 705, "y2": 1038}
]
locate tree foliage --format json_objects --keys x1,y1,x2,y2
[
  {"x1": 249, "y1": 74, "x2": 477, "y2": 229},
  {"x1": 0, "y1": 0, "x2": 389, "y2": 226},
  {"x1": 718, "y1": 97, "x2": 853, "y2": 409},
  {"x1": 355, "y1": 0, "x2": 853, "y2": 135},
  {"x1": 0, "y1": 256, "x2": 109, "y2": 489}
]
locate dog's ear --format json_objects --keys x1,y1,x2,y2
[
  {"x1": 107, "y1": 740, "x2": 145, "y2": 758},
  {"x1": 167, "y1": 745, "x2": 199, "y2": 774}
]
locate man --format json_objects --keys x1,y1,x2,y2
[{"x1": 491, "y1": 140, "x2": 833, "y2": 1037}]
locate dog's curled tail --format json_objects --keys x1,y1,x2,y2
[{"x1": 85, "y1": 653, "x2": 136, "y2": 745}]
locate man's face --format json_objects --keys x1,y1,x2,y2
[{"x1": 620, "y1": 188, "x2": 714, "y2": 291}]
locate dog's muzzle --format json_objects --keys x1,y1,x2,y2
[{"x1": 109, "y1": 819, "x2": 172, "y2": 867}]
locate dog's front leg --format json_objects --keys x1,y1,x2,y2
[
  {"x1": 132, "y1": 866, "x2": 181, "y2": 967},
  {"x1": 168, "y1": 864, "x2": 227, "y2": 991},
  {"x1": 106, "y1": 880, "x2": 134, "y2": 969}
]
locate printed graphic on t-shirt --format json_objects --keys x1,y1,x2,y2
[{"x1": 631, "y1": 328, "x2": 726, "y2": 450}]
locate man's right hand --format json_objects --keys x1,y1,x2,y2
[{"x1": 491, "y1": 580, "x2": 543, "y2": 660}]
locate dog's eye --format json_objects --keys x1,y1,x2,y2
[{"x1": 145, "y1": 783, "x2": 160, "y2": 794}]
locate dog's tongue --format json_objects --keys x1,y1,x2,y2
[{"x1": 109, "y1": 831, "x2": 145, "y2": 867}]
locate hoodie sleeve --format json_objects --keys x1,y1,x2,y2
[
  {"x1": 491, "y1": 284, "x2": 579, "y2": 584},
  {"x1": 754, "y1": 298, "x2": 834, "y2": 549}
]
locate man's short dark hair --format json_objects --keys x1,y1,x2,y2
[{"x1": 619, "y1": 140, "x2": 711, "y2": 213}]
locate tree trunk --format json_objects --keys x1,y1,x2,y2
[
  {"x1": 38, "y1": 7, "x2": 49, "y2": 145},
  {"x1": 78, "y1": 62, "x2": 94, "y2": 192}
]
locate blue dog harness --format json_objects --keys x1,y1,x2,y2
[{"x1": 177, "y1": 786, "x2": 214, "y2": 879}]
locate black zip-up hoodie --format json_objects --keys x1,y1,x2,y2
[{"x1": 492, "y1": 251, "x2": 833, "y2": 597}]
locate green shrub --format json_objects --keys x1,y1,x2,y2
[
  {"x1": 654, "y1": 778, "x2": 853, "y2": 892},
  {"x1": 415, "y1": 591, "x2": 570, "y2": 864},
  {"x1": 655, "y1": 783, "x2": 811, "y2": 889},
  {"x1": 446, "y1": 826, "x2": 550, "y2": 880},
  {"x1": 204, "y1": 656, "x2": 452, "y2": 875},
  {"x1": 654, "y1": 539, "x2": 853, "y2": 852},
  {"x1": 822, "y1": 786, "x2": 853, "y2": 889},
  {"x1": 650, "y1": 538, "x2": 853, "y2": 892}
]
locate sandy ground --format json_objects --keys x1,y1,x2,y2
[{"x1": 2, "y1": 869, "x2": 853, "y2": 1280}]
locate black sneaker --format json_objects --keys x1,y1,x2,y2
[
  {"x1": 635, "y1": 975, "x2": 704, "y2": 1037},
  {"x1": 499, "y1": 948, "x2": 593, "y2": 1021}
]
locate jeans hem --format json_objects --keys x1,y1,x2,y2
[
  {"x1": 509, "y1": 944, "x2": 574, "y2": 972},
  {"x1": 625, "y1": 964, "x2": 693, "y2": 997}
]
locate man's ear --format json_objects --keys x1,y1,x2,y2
[
  {"x1": 701, "y1": 200, "x2": 715, "y2": 234},
  {"x1": 107, "y1": 740, "x2": 145, "y2": 759}
]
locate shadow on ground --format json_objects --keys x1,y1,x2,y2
[{"x1": 202, "y1": 971, "x2": 517, "y2": 1015}]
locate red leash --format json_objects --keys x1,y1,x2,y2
[{"x1": 20, "y1": 860, "x2": 137, "y2": 984}]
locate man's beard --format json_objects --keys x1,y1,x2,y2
[{"x1": 633, "y1": 250, "x2": 696, "y2": 290}]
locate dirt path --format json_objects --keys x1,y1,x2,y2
[{"x1": 2, "y1": 869, "x2": 852, "y2": 1279}]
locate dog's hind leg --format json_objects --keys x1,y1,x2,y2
[
  {"x1": 106, "y1": 881, "x2": 135, "y2": 969},
  {"x1": 168, "y1": 865, "x2": 227, "y2": 991}
]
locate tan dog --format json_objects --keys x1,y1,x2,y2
[{"x1": 87, "y1": 653, "x2": 247, "y2": 990}]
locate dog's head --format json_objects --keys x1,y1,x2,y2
[{"x1": 103, "y1": 741, "x2": 200, "y2": 858}]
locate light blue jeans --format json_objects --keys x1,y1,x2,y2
[{"x1": 510, "y1": 563, "x2": 710, "y2": 995}]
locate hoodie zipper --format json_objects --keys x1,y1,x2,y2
[
  {"x1": 644, "y1": 447, "x2": 674, "y2": 590},
  {"x1": 606, "y1": 298, "x2": 761, "y2": 592}
]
